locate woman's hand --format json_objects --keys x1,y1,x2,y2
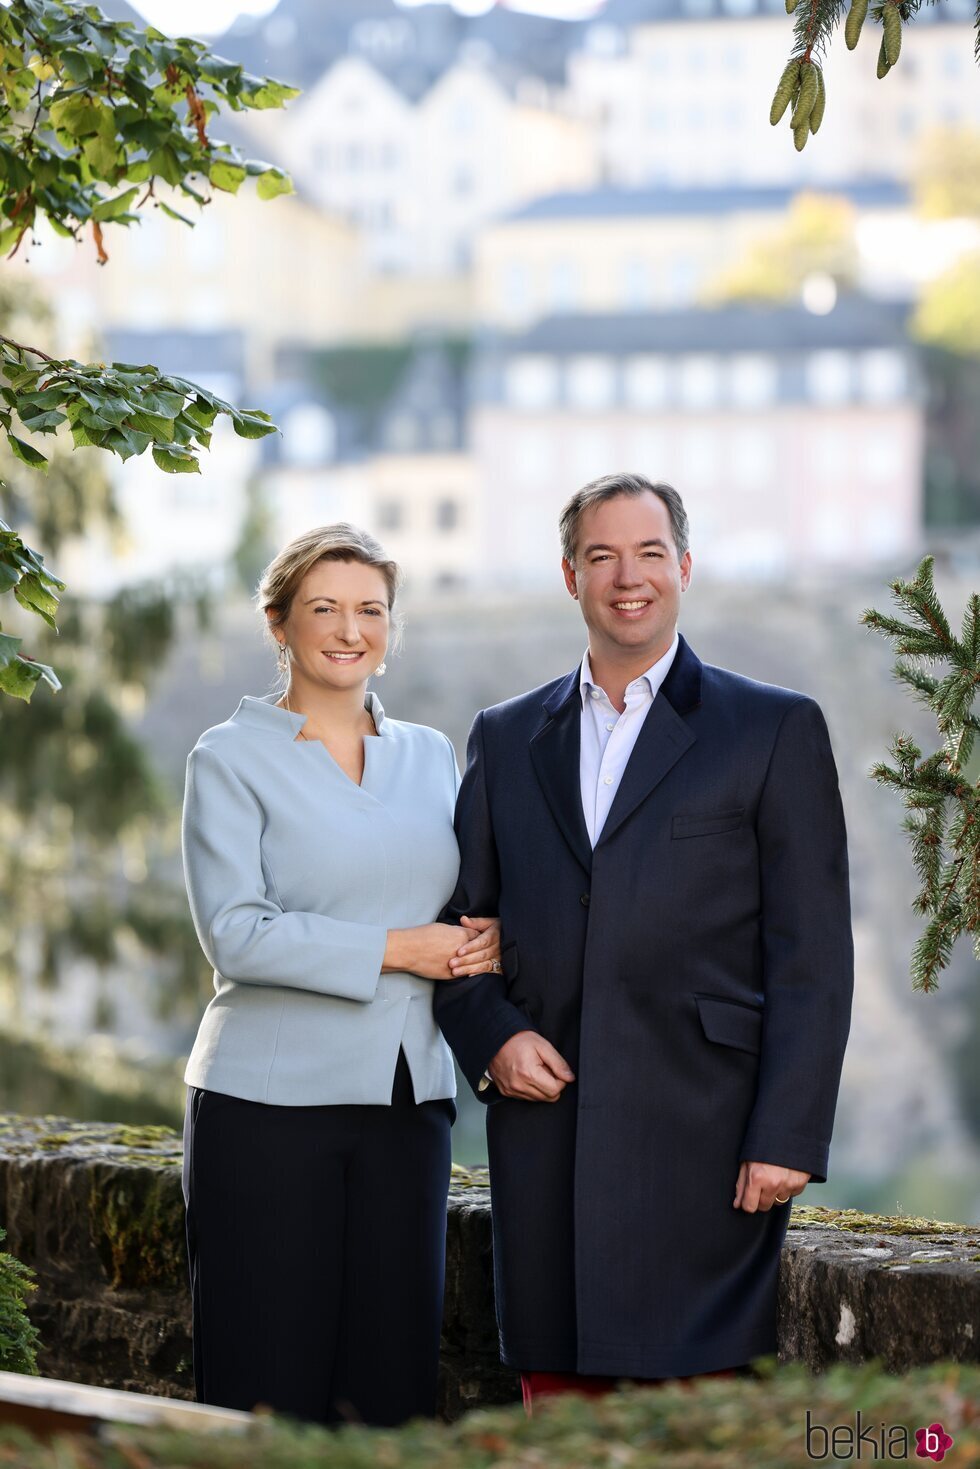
[
  {"x1": 383, "y1": 920, "x2": 501, "y2": 981},
  {"x1": 448, "y1": 915, "x2": 501, "y2": 978}
]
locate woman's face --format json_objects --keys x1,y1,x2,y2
[{"x1": 274, "y1": 558, "x2": 391, "y2": 693}]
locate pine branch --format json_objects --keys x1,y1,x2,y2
[{"x1": 863, "y1": 555, "x2": 980, "y2": 990}]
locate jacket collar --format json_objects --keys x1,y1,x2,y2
[
  {"x1": 532, "y1": 631, "x2": 702, "y2": 874},
  {"x1": 231, "y1": 689, "x2": 388, "y2": 738},
  {"x1": 544, "y1": 630, "x2": 702, "y2": 719}
]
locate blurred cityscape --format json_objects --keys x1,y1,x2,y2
[{"x1": 3, "y1": 0, "x2": 980, "y2": 1219}]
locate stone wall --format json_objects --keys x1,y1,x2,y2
[{"x1": 1, "y1": 1115, "x2": 978, "y2": 1420}]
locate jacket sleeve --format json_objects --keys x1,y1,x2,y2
[
  {"x1": 738, "y1": 696, "x2": 854, "y2": 1183},
  {"x1": 433, "y1": 711, "x2": 533, "y2": 1100},
  {"x1": 182, "y1": 744, "x2": 387, "y2": 1003}
]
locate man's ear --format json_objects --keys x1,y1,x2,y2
[
  {"x1": 561, "y1": 557, "x2": 578, "y2": 601},
  {"x1": 680, "y1": 550, "x2": 693, "y2": 591}
]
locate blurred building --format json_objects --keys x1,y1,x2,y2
[
  {"x1": 569, "y1": 3, "x2": 980, "y2": 189},
  {"x1": 469, "y1": 296, "x2": 923, "y2": 586},
  {"x1": 475, "y1": 180, "x2": 908, "y2": 328},
  {"x1": 15, "y1": 184, "x2": 363, "y2": 383},
  {"x1": 272, "y1": 52, "x2": 597, "y2": 276},
  {"x1": 263, "y1": 343, "x2": 477, "y2": 593}
]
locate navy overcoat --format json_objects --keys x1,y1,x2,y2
[{"x1": 434, "y1": 633, "x2": 853, "y2": 1378}]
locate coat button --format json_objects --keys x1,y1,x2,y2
[{"x1": 580, "y1": 893, "x2": 590, "y2": 907}]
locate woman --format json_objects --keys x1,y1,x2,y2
[{"x1": 180, "y1": 524, "x2": 499, "y2": 1428}]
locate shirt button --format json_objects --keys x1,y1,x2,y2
[
  {"x1": 605, "y1": 722, "x2": 615, "y2": 731},
  {"x1": 590, "y1": 689, "x2": 601, "y2": 700},
  {"x1": 603, "y1": 775, "x2": 613, "y2": 785}
]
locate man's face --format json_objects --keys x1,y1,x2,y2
[{"x1": 562, "y1": 491, "x2": 692, "y2": 663}]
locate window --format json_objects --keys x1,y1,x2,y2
[
  {"x1": 435, "y1": 499, "x2": 459, "y2": 532},
  {"x1": 566, "y1": 355, "x2": 617, "y2": 411},
  {"x1": 678, "y1": 355, "x2": 720, "y2": 410},
  {"x1": 385, "y1": 413, "x2": 418, "y2": 451},
  {"x1": 731, "y1": 429, "x2": 775, "y2": 487},
  {"x1": 377, "y1": 500, "x2": 403, "y2": 532},
  {"x1": 680, "y1": 428, "x2": 720, "y2": 484},
  {"x1": 500, "y1": 260, "x2": 530, "y2": 316},
  {"x1": 430, "y1": 412, "x2": 457, "y2": 450},
  {"x1": 282, "y1": 405, "x2": 336, "y2": 467},
  {"x1": 569, "y1": 428, "x2": 613, "y2": 481},
  {"x1": 622, "y1": 258, "x2": 652, "y2": 309},
  {"x1": 858, "y1": 350, "x2": 905, "y2": 404},
  {"x1": 624, "y1": 355, "x2": 669, "y2": 410},
  {"x1": 730, "y1": 354, "x2": 777, "y2": 409},
  {"x1": 806, "y1": 351, "x2": 852, "y2": 405},
  {"x1": 451, "y1": 166, "x2": 474, "y2": 197},
  {"x1": 505, "y1": 356, "x2": 559, "y2": 410},
  {"x1": 548, "y1": 260, "x2": 579, "y2": 312},
  {"x1": 862, "y1": 433, "x2": 903, "y2": 481}
]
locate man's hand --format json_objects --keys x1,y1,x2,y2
[
  {"x1": 733, "y1": 1161, "x2": 810, "y2": 1212},
  {"x1": 488, "y1": 1031, "x2": 575, "y2": 1102}
]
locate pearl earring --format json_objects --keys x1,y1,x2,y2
[{"x1": 374, "y1": 661, "x2": 387, "y2": 676}]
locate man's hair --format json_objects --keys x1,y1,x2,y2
[{"x1": 559, "y1": 474, "x2": 690, "y2": 564}]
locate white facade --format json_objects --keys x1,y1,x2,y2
[{"x1": 569, "y1": 12, "x2": 980, "y2": 189}]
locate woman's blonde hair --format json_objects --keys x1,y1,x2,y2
[{"x1": 256, "y1": 524, "x2": 403, "y2": 684}]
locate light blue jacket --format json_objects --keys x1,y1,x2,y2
[{"x1": 181, "y1": 690, "x2": 460, "y2": 1106}]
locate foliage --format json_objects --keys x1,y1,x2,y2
[
  {"x1": 0, "y1": 1362, "x2": 978, "y2": 1467},
  {"x1": 700, "y1": 193, "x2": 858, "y2": 304},
  {"x1": 913, "y1": 251, "x2": 980, "y2": 358},
  {"x1": 0, "y1": 1226, "x2": 40, "y2": 1376},
  {"x1": 771, "y1": 0, "x2": 979, "y2": 152},
  {"x1": 0, "y1": 0, "x2": 299, "y2": 699},
  {"x1": 861, "y1": 555, "x2": 980, "y2": 990},
  {"x1": 913, "y1": 126, "x2": 980, "y2": 219},
  {"x1": 0, "y1": 0, "x2": 298, "y2": 257},
  {"x1": 0, "y1": 1030, "x2": 183, "y2": 1127}
]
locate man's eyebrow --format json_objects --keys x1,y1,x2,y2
[{"x1": 582, "y1": 539, "x2": 669, "y2": 555}]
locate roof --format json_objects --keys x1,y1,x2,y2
[
  {"x1": 496, "y1": 296, "x2": 913, "y2": 354},
  {"x1": 503, "y1": 180, "x2": 909, "y2": 224}
]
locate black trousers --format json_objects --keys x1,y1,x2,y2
[{"x1": 182, "y1": 1049, "x2": 453, "y2": 1428}]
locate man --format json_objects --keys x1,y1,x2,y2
[{"x1": 434, "y1": 473, "x2": 853, "y2": 1409}]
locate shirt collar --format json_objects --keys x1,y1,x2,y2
[
  {"x1": 579, "y1": 629, "x2": 681, "y2": 709},
  {"x1": 232, "y1": 689, "x2": 388, "y2": 737}
]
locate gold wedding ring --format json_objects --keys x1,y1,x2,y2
[{"x1": 775, "y1": 1195, "x2": 790, "y2": 1203}]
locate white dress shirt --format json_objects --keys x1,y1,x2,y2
[{"x1": 579, "y1": 631, "x2": 680, "y2": 846}]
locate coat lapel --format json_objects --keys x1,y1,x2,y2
[
  {"x1": 594, "y1": 632, "x2": 703, "y2": 851},
  {"x1": 529, "y1": 667, "x2": 593, "y2": 876}
]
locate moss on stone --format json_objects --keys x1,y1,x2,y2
[
  {"x1": 92, "y1": 1169, "x2": 186, "y2": 1290},
  {"x1": 789, "y1": 1204, "x2": 979, "y2": 1237}
]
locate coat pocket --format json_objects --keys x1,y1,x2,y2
[
  {"x1": 695, "y1": 994, "x2": 763, "y2": 1055},
  {"x1": 672, "y1": 808, "x2": 745, "y2": 839}
]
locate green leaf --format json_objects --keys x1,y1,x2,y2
[
  {"x1": 15, "y1": 408, "x2": 66, "y2": 433},
  {"x1": 209, "y1": 160, "x2": 247, "y2": 194},
  {"x1": 82, "y1": 132, "x2": 120, "y2": 176},
  {"x1": 230, "y1": 409, "x2": 276, "y2": 440},
  {"x1": 0, "y1": 653, "x2": 60, "y2": 699},
  {"x1": 7, "y1": 434, "x2": 49, "y2": 470},
  {"x1": 157, "y1": 201, "x2": 195, "y2": 226},
  {"x1": 14, "y1": 572, "x2": 59, "y2": 628},
  {"x1": 128, "y1": 410, "x2": 174, "y2": 442},
  {"x1": 0, "y1": 631, "x2": 22, "y2": 669},
  {"x1": 239, "y1": 78, "x2": 301, "y2": 109},
  {"x1": 152, "y1": 445, "x2": 200, "y2": 474},
  {"x1": 93, "y1": 186, "x2": 140, "y2": 221},
  {"x1": 49, "y1": 92, "x2": 112, "y2": 140},
  {"x1": 256, "y1": 168, "x2": 293, "y2": 201}
]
